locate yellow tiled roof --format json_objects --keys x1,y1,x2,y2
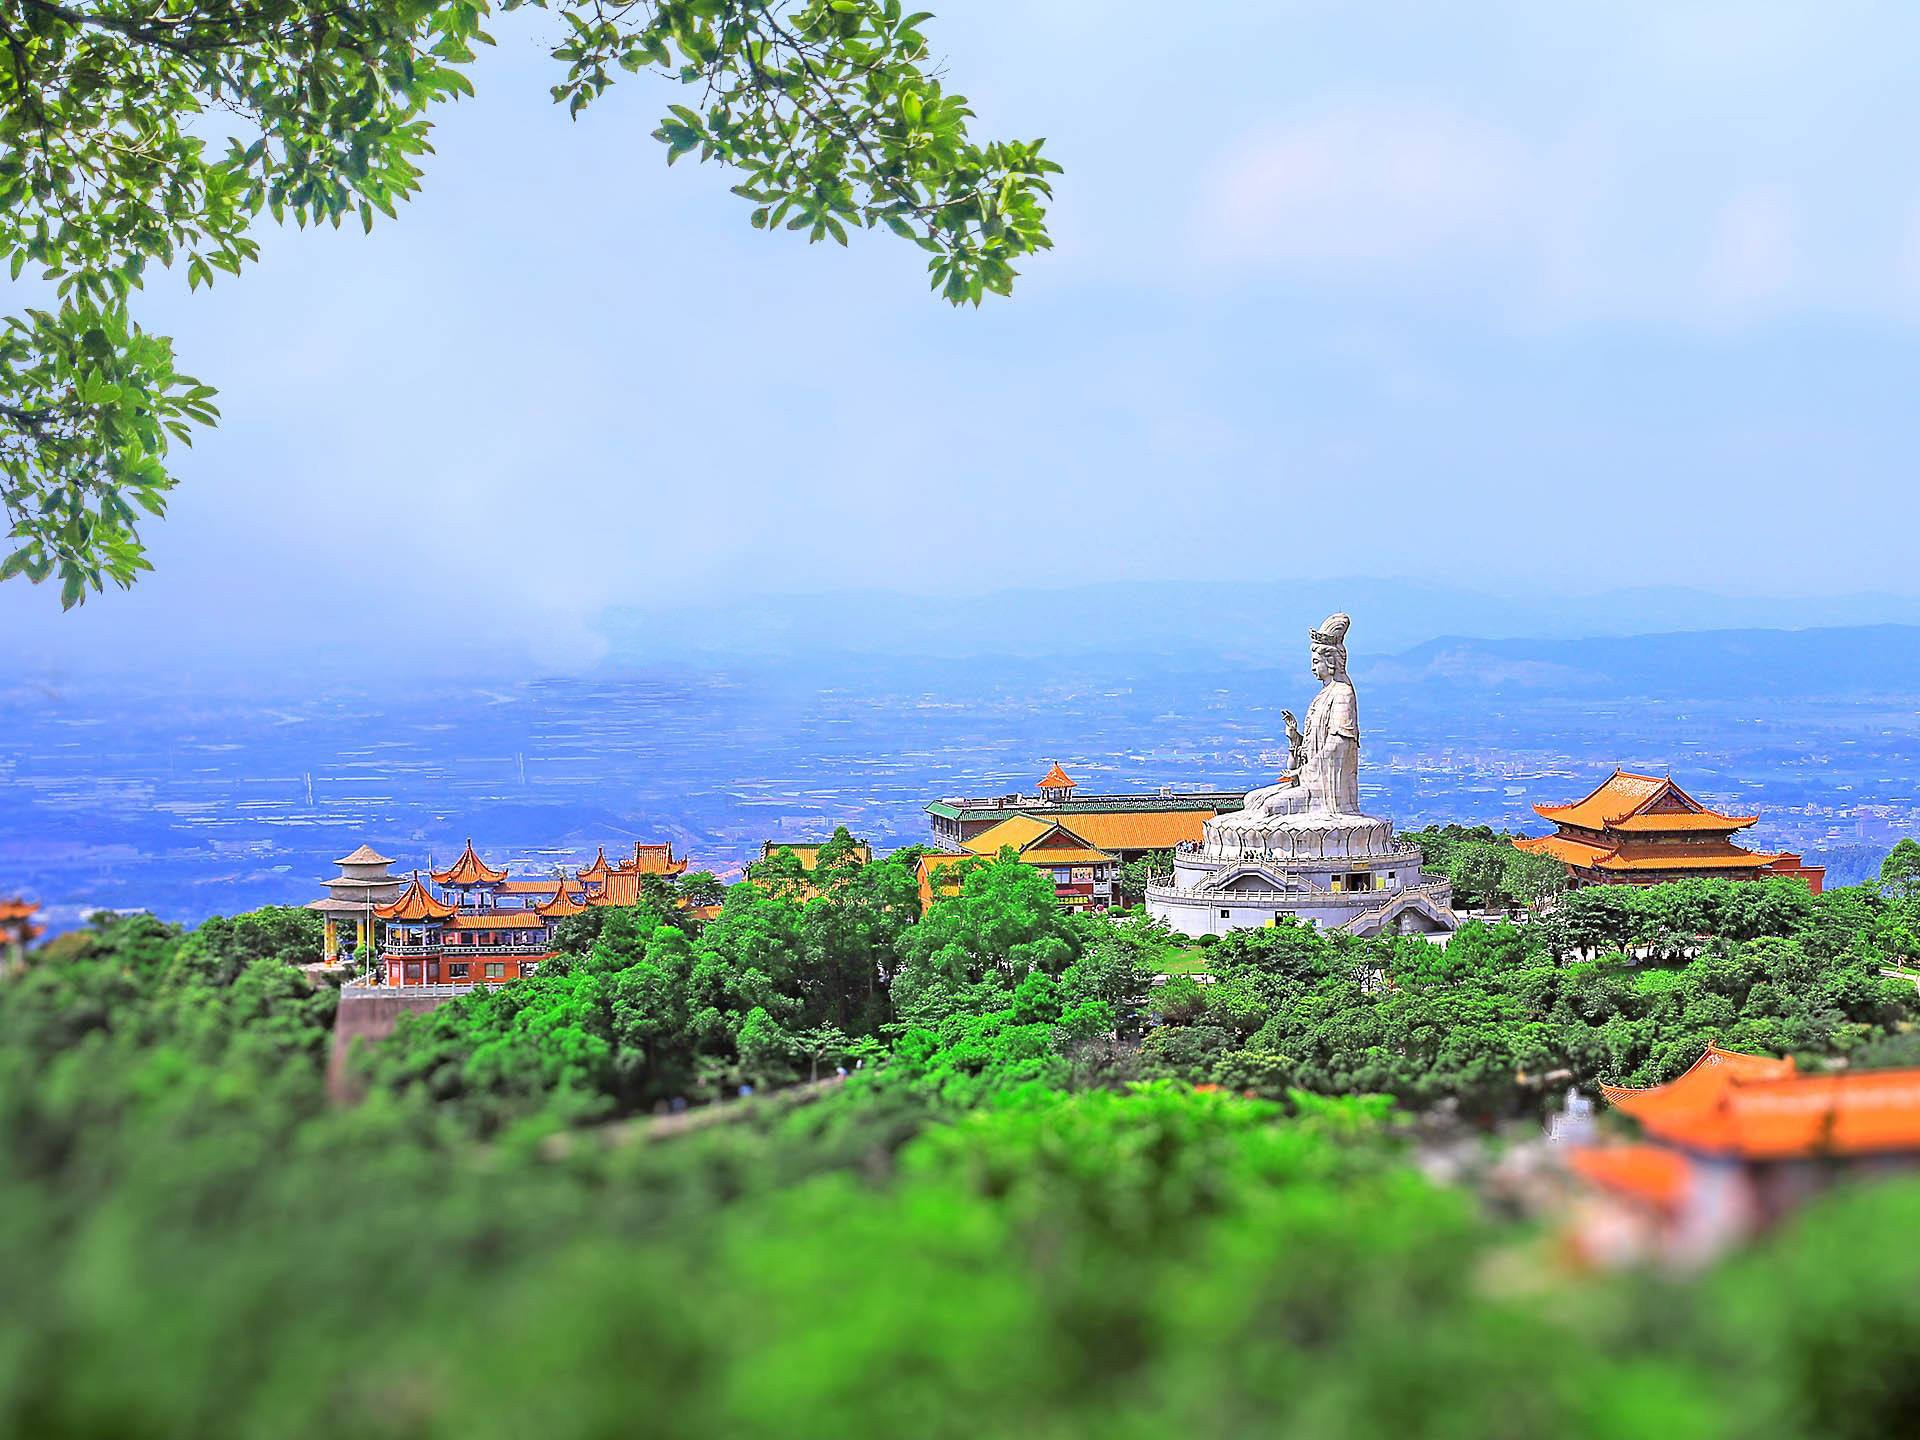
[{"x1": 1064, "y1": 810, "x2": 1210, "y2": 852}]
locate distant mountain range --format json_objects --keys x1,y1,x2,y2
[
  {"x1": 1361, "y1": 624, "x2": 1920, "y2": 700},
  {"x1": 602, "y1": 579, "x2": 1920, "y2": 671}
]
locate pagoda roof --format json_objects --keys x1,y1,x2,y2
[
  {"x1": 577, "y1": 847, "x2": 612, "y2": 882},
  {"x1": 616, "y1": 842, "x2": 687, "y2": 877},
  {"x1": 1601, "y1": 1043, "x2": 1797, "y2": 1115},
  {"x1": 333, "y1": 843, "x2": 394, "y2": 867},
  {"x1": 1599, "y1": 1045, "x2": 1920, "y2": 1160},
  {"x1": 0, "y1": 898, "x2": 40, "y2": 921},
  {"x1": 446, "y1": 911, "x2": 549, "y2": 930},
  {"x1": 1533, "y1": 770, "x2": 1756, "y2": 833},
  {"x1": 431, "y1": 840, "x2": 507, "y2": 887},
  {"x1": 537, "y1": 882, "x2": 588, "y2": 918},
  {"x1": 586, "y1": 871, "x2": 644, "y2": 907},
  {"x1": 376, "y1": 876, "x2": 457, "y2": 922},
  {"x1": 964, "y1": 815, "x2": 1115, "y2": 867},
  {"x1": 1038, "y1": 761, "x2": 1076, "y2": 790},
  {"x1": 1513, "y1": 833, "x2": 1780, "y2": 874}
]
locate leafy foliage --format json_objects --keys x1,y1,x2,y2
[
  {"x1": 0, "y1": 0, "x2": 1055, "y2": 604},
  {"x1": 1405, "y1": 824, "x2": 1568, "y2": 910},
  {"x1": 9, "y1": 873, "x2": 1920, "y2": 1436}
]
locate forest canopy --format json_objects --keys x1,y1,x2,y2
[{"x1": 7, "y1": 852, "x2": 1920, "y2": 1437}]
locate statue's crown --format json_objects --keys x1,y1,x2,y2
[{"x1": 1310, "y1": 612, "x2": 1351, "y2": 647}]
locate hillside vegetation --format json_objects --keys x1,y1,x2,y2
[{"x1": 5, "y1": 842, "x2": 1920, "y2": 1438}]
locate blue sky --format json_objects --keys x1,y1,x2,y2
[{"x1": 7, "y1": 0, "x2": 1919, "y2": 671}]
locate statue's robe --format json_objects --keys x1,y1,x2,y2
[
  {"x1": 1223, "y1": 678, "x2": 1360, "y2": 828},
  {"x1": 1300, "y1": 679, "x2": 1359, "y2": 814}
]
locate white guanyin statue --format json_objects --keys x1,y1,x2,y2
[{"x1": 1203, "y1": 611, "x2": 1394, "y2": 860}]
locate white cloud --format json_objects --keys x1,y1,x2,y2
[
  {"x1": 1703, "y1": 186, "x2": 1800, "y2": 315},
  {"x1": 1191, "y1": 95, "x2": 1917, "y2": 328},
  {"x1": 1197, "y1": 104, "x2": 1526, "y2": 270}
]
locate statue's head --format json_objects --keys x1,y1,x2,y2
[{"x1": 1309, "y1": 612, "x2": 1351, "y2": 682}]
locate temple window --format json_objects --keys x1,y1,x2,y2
[{"x1": 448, "y1": 963, "x2": 470, "y2": 980}]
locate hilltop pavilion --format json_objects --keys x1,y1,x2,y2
[
  {"x1": 1514, "y1": 771, "x2": 1823, "y2": 892},
  {"x1": 305, "y1": 845, "x2": 407, "y2": 962}
]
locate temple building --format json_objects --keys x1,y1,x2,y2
[
  {"x1": 371, "y1": 839, "x2": 697, "y2": 986},
  {"x1": 305, "y1": 845, "x2": 408, "y2": 963},
  {"x1": 760, "y1": 838, "x2": 874, "y2": 871},
  {"x1": 1565, "y1": 1044, "x2": 1920, "y2": 1265},
  {"x1": 917, "y1": 815, "x2": 1119, "y2": 912},
  {"x1": 926, "y1": 763, "x2": 1242, "y2": 864},
  {"x1": 1, "y1": 898, "x2": 43, "y2": 973},
  {"x1": 1514, "y1": 771, "x2": 1824, "y2": 893},
  {"x1": 755, "y1": 838, "x2": 875, "y2": 900},
  {"x1": 376, "y1": 869, "x2": 577, "y2": 987}
]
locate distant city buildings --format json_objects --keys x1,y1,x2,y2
[{"x1": 1514, "y1": 770, "x2": 1824, "y2": 893}]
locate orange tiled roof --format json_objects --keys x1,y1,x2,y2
[
  {"x1": 1513, "y1": 832, "x2": 1778, "y2": 874},
  {"x1": 447, "y1": 911, "x2": 551, "y2": 930},
  {"x1": 1534, "y1": 769, "x2": 1757, "y2": 833},
  {"x1": 0, "y1": 898, "x2": 39, "y2": 922},
  {"x1": 1064, "y1": 810, "x2": 1209, "y2": 853},
  {"x1": 616, "y1": 842, "x2": 687, "y2": 877},
  {"x1": 432, "y1": 840, "x2": 507, "y2": 887},
  {"x1": 1038, "y1": 761, "x2": 1076, "y2": 790},
  {"x1": 1608, "y1": 811, "x2": 1758, "y2": 834},
  {"x1": 537, "y1": 882, "x2": 588, "y2": 918},
  {"x1": 586, "y1": 870, "x2": 644, "y2": 907},
  {"x1": 1601, "y1": 1043, "x2": 1796, "y2": 1116},
  {"x1": 1603, "y1": 1047, "x2": 1920, "y2": 1159},
  {"x1": 376, "y1": 875, "x2": 457, "y2": 921},
  {"x1": 1567, "y1": 1144, "x2": 1693, "y2": 1212},
  {"x1": 577, "y1": 847, "x2": 612, "y2": 882}
]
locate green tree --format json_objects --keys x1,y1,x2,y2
[
  {"x1": 1879, "y1": 837, "x2": 1920, "y2": 903},
  {"x1": 736, "y1": 1004, "x2": 797, "y2": 1083},
  {"x1": 893, "y1": 850, "x2": 1081, "y2": 1013},
  {"x1": 2, "y1": 0, "x2": 1059, "y2": 605}
]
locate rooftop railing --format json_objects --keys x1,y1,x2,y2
[{"x1": 382, "y1": 942, "x2": 552, "y2": 957}]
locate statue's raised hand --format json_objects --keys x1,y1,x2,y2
[{"x1": 1280, "y1": 708, "x2": 1306, "y2": 776}]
